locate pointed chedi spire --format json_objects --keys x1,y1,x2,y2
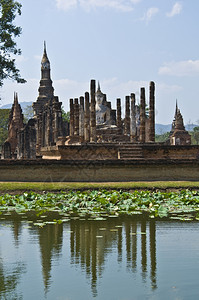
[
  {"x1": 33, "y1": 42, "x2": 54, "y2": 115},
  {"x1": 41, "y1": 41, "x2": 50, "y2": 70},
  {"x1": 171, "y1": 99, "x2": 179, "y2": 131},
  {"x1": 14, "y1": 92, "x2": 18, "y2": 105},
  {"x1": 175, "y1": 99, "x2": 178, "y2": 116},
  {"x1": 175, "y1": 108, "x2": 185, "y2": 131},
  {"x1": 44, "y1": 40, "x2": 47, "y2": 54},
  {"x1": 12, "y1": 92, "x2": 23, "y2": 120}
]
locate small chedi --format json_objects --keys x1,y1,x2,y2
[
  {"x1": 1, "y1": 44, "x2": 192, "y2": 161},
  {"x1": 1, "y1": 93, "x2": 24, "y2": 159},
  {"x1": 169, "y1": 102, "x2": 191, "y2": 145}
]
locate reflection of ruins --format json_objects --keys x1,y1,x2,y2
[
  {"x1": 70, "y1": 217, "x2": 157, "y2": 296},
  {"x1": 0, "y1": 259, "x2": 25, "y2": 299},
  {"x1": 37, "y1": 224, "x2": 63, "y2": 293},
  {"x1": 0, "y1": 217, "x2": 26, "y2": 299},
  {"x1": 4, "y1": 214, "x2": 157, "y2": 297}
]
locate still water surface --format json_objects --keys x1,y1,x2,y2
[{"x1": 0, "y1": 212, "x2": 199, "y2": 300}]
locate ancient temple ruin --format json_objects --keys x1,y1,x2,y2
[
  {"x1": 2, "y1": 43, "x2": 66, "y2": 159},
  {"x1": 1, "y1": 93, "x2": 24, "y2": 159},
  {"x1": 169, "y1": 102, "x2": 191, "y2": 145},
  {"x1": 64, "y1": 80, "x2": 155, "y2": 145},
  {"x1": 1, "y1": 44, "x2": 194, "y2": 161}
]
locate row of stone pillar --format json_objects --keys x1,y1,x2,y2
[
  {"x1": 70, "y1": 80, "x2": 96, "y2": 142},
  {"x1": 69, "y1": 80, "x2": 155, "y2": 143},
  {"x1": 140, "y1": 81, "x2": 155, "y2": 143},
  {"x1": 116, "y1": 81, "x2": 155, "y2": 143}
]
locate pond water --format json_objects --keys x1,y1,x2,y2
[{"x1": 0, "y1": 212, "x2": 199, "y2": 300}]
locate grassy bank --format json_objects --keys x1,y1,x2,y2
[{"x1": 0, "y1": 181, "x2": 199, "y2": 192}]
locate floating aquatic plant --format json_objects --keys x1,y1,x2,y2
[{"x1": 0, "y1": 190, "x2": 199, "y2": 222}]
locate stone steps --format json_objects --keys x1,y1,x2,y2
[{"x1": 118, "y1": 145, "x2": 143, "y2": 160}]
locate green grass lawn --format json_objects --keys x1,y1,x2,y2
[{"x1": 0, "y1": 181, "x2": 199, "y2": 192}]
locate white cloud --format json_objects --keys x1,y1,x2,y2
[
  {"x1": 157, "y1": 82, "x2": 182, "y2": 94},
  {"x1": 141, "y1": 7, "x2": 159, "y2": 23},
  {"x1": 55, "y1": 0, "x2": 141, "y2": 12},
  {"x1": 56, "y1": 0, "x2": 77, "y2": 11},
  {"x1": 34, "y1": 55, "x2": 42, "y2": 61},
  {"x1": 15, "y1": 55, "x2": 28, "y2": 64},
  {"x1": 130, "y1": 0, "x2": 141, "y2": 3},
  {"x1": 166, "y1": 2, "x2": 182, "y2": 18},
  {"x1": 159, "y1": 60, "x2": 199, "y2": 77}
]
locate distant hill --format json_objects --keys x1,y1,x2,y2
[
  {"x1": 155, "y1": 123, "x2": 197, "y2": 134},
  {"x1": 0, "y1": 101, "x2": 33, "y2": 109},
  {"x1": 155, "y1": 124, "x2": 171, "y2": 134}
]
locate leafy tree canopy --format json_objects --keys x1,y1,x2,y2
[
  {"x1": 155, "y1": 132, "x2": 170, "y2": 143},
  {"x1": 62, "y1": 107, "x2": 70, "y2": 122},
  {"x1": 0, "y1": 0, "x2": 26, "y2": 86},
  {"x1": 191, "y1": 126, "x2": 199, "y2": 145}
]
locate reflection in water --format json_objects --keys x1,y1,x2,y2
[
  {"x1": 12, "y1": 219, "x2": 22, "y2": 247},
  {"x1": 0, "y1": 259, "x2": 25, "y2": 300},
  {"x1": 69, "y1": 217, "x2": 157, "y2": 297},
  {"x1": 141, "y1": 220, "x2": 147, "y2": 280},
  {"x1": 150, "y1": 220, "x2": 157, "y2": 289},
  {"x1": 38, "y1": 224, "x2": 63, "y2": 293},
  {"x1": 0, "y1": 218, "x2": 26, "y2": 299},
  {"x1": 1, "y1": 214, "x2": 199, "y2": 299},
  {"x1": 0, "y1": 215, "x2": 158, "y2": 298}
]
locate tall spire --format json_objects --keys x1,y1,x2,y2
[
  {"x1": 41, "y1": 41, "x2": 50, "y2": 70},
  {"x1": 14, "y1": 92, "x2": 18, "y2": 105},
  {"x1": 33, "y1": 42, "x2": 54, "y2": 115},
  {"x1": 175, "y1": 99, "x2": 178, "y2": 117},
  {"x1": 44, "y1": 41, "x2": 47, "y2": 54}
]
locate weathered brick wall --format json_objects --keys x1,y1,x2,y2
[
  {"x1": 41, "y1": 144, "x2": 119, "y2": 160},
  {"x1": 0, "y1": 159, "x2": 198, "y2": 182},
  {"x1": 142, "y1": 144, "x2": 199, "y2": 160},
  {"x1": 40, "y1": 143, "x2": 199, "y2": 161}
]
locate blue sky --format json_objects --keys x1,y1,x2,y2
[{"x1": 1, "y1": 0, "x2": 199, "y2": 125}]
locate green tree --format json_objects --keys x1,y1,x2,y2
[
  {"x1": 62, "y1": 107, "x2": 70, "y2": 122},
  {"x1": 0, "y1": 0, "x2": 26, "y2": 86},
  {"x1": 23, "y1": 104, "x2": 33, "y2": 123},
  {"x1": 155, "y1": 132, "x2": 170, "y2": 143},
  {"x1": 192, "y1": 126, "x2": 199, "y2": 145}
]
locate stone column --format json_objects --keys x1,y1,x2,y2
[
  {"x1": 47, "y1": 106, "x2": 53, "y2": 146},
  {"x1": 69, "y1": 98, "x2": 74, "y2": 136},
  {"x1": 52, "y1": 96, "x2": 62, "y2": 143},
  {"x1": 116, "y1": 98, "x2": 122, "y2": 130},
  {"x1": 139, "y1": 87, "x2": 146, "y2": 143},
  {"x1": 130, "y1": 93, "x2": 136, "y2": 142},
  {"x1": 36, "y1": 114, "x2": 42, "y2": 153},
  {"x1": 79, "y1": 96, "x2": 84, "y2": 142},
  {"x1": 74, "y1": 98, "x2": 79, "y2": 136},
  {"x1": 149, "y1": 81, "x2": 155, "y2": 142},
  {"x1": 125, "y1": 96, "x2": 130, "y2": 136},
  {"x1": 84, "y1": 92, "x2": 90, "y2": 142},
  {"x1": 90, "y1": 79, "x2": 96, "y2": 142}
]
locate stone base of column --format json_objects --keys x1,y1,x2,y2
[
  {"x1": 56, "y1": 137, "x2": 67, "y2": 146},
  {"x1": 64, "y1": 136, "x2": 82, "y2": 145}
]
